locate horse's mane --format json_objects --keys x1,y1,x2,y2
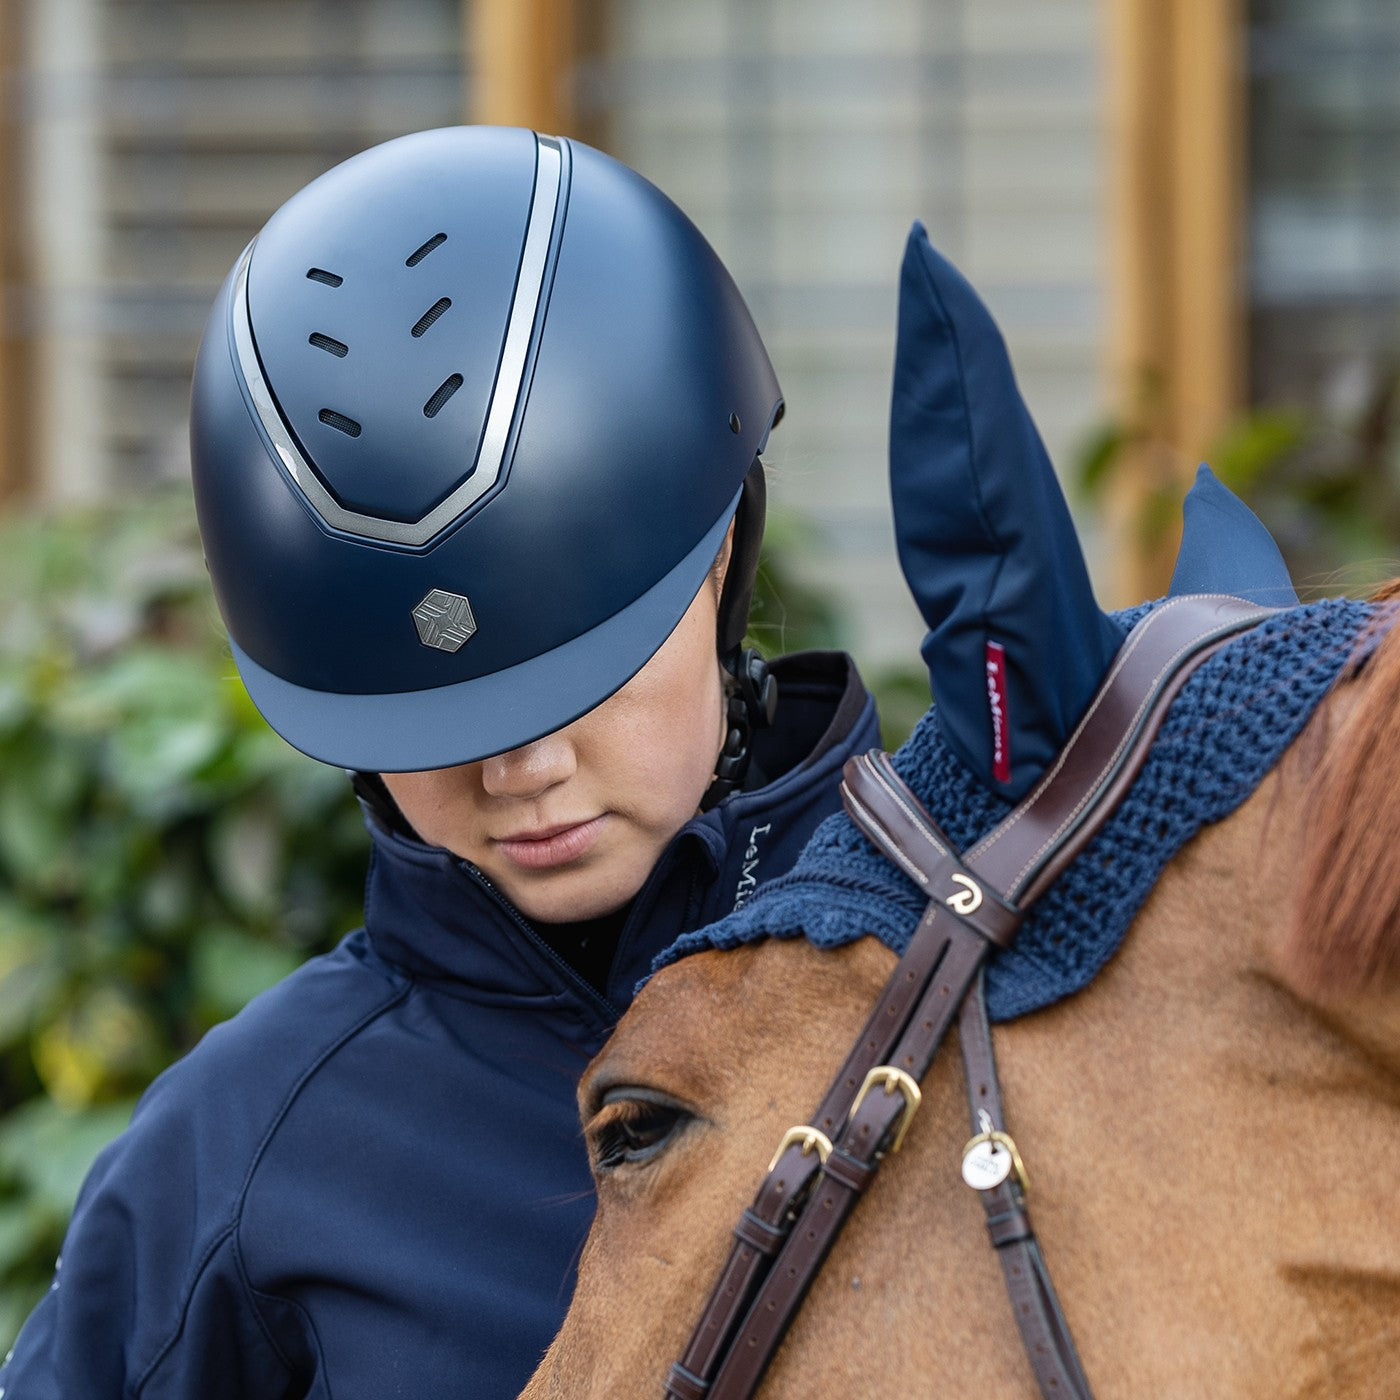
[{"x1": 1285, "y1": 582, "x2": 1400, "y2": 998}]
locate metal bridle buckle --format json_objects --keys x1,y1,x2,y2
[
  {"x1": 849, "y1": 1065, "x2": 922, "y2": 1154},
  {"x1": 768, "y1": 1125, "x2": 834, "y2": 1173},
  {"x1": 961, "y1": 1109, "x2": 1029, "y2": 1195}
]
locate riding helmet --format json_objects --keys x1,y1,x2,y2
[{"x1": 190, "y1": 126, "x2": 782, "y2": 771}]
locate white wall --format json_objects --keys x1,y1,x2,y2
[{"x1": 603, "y1": 0, "x2": 1109, "y2": 672}]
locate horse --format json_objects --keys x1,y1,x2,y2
[
  {"x1": 523, "y1": 588, "x2": 1400, "y2": 1397},
  {"x1": 521, "y1": 228, "x2": 1400, "y2": 1398}
]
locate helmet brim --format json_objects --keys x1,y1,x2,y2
[{"x1": 231, "y1": 490, "x2": 740, "y2": 772}]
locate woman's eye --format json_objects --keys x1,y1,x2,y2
[{"x1": 588, "y1": 1094, "x2": 692, "y2": 1172}]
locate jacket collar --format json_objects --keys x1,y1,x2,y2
[{"x1": 359, "y1": 652, "x2": 878, "y2": 1027}]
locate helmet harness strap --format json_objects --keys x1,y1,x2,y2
[
  {"x1": 703, "y1": 458, "x2": 778, "y2": 810},
  {"x1": 702, "y1": 645, "x2": 777, "y2": 810}
]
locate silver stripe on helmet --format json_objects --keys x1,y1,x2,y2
[{"x1": 230, "y1": 134, "x2": 566, "y2": 548}]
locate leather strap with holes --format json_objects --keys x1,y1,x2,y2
[
  {"x1": 958, "y1": 971, "x2": 1093, "y2": 1398},
  {"x1": 663, "y1": 595, "x2": 1270, "y2": 1400}
]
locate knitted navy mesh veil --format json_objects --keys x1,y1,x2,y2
[{"x1": 657, "y1": 596, "x2": 1376, "y2": 1021}]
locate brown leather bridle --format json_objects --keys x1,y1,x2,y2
[{"x1": 663, "y1": 595, "x2": 1273, "y2": 1400}]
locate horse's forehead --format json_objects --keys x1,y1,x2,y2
[{"x1": 594, "y1": 940, "x2": 895, "y2": 1099}]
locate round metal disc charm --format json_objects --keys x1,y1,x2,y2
[{"x1": 961, "y1": 1138, "x2": 1014, "y2": 1191}]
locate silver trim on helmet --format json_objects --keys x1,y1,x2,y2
[{"x1": 230, "y1": 134, "x2": 566, "y2": 548}]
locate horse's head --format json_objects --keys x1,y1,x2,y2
[
  {"x1": 523, "y1": 232, "x2": 1400, "y2": 1397},
  {"x1": 526, "y1": 606, "x2": 1400, "y2": 1398}
]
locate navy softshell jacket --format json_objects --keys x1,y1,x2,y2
[{"x1": 3, "y1": 652, "x2": 877, "y2": 1400}]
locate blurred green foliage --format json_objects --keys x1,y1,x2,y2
[
  {"x1": 745, "y1": 510, "x2": 845, "y2": 655},
  {"x1": 746, "y1": 511, "x2": 930, "y2": 751},
  {"x1": 1078, "y1": 363, "x2": 1400, "y2": 597},
  {"x1": 0, "y1": 493, "x2": 367, "y2": 1346}
]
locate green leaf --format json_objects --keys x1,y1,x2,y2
[
  {"x1": 869, "y1": 665, "x2": 933, "y2": 752},
  {"x1": 0, "y1": 736, "x2": 90, "y2": 891},
  {"x1": 0, "y1": 905, "x2": 62, "y2": 1048},
  {"x1": 0, "y1": 1196, "x2": 53, "y2": 1274},
  {"x1": 746, "y1": 516, "x2": 844, "y2": 655},
  {"x1": 1075, "y1": 420, "x2": 1130, "y2": 499},
  {"x1": 1207, "y1": 410, "x2": 1309, "y2": 494},
  {"x1": 104, "y1": 714, "x2": 227, "y2": 813},
  {"x1": 32, "y1": 988, "x2": 164, "y2": 1109},
  {"x1": 0, "y1": 675, "x2": 30, "y2": 735},
  {"x1": 192, "y1": 926, "x2": 304, "y2": 1021},
  {"x1": 0, "y1": 1278, "x2": 51, "y2": 1358},
  {"x1": 0, "y1": 1098, "x2": 137, "y2": 1216}
]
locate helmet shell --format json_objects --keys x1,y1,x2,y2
[{"x1": 190, "y1": 127, "x2": 781, "y2": 770}]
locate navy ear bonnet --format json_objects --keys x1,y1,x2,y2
[
  {"x1": 1170, "y1": 463, "x2": 1300, "y2": 608},
  {"x1": 656, "y1": 226, "x2": 1380, "y2": 1020},
  {"x1": 890, "y1": 225, "x2": 1125, "y2": 800},
  {"x1": 191, "y1": 127, "x2": 782, "y2": 771}
]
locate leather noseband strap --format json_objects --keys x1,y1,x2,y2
[{"x1": 663, "y1": 595, "x2": 1271, "y2": 1400}]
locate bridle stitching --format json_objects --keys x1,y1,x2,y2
[
  {"x1": 867, "y1": 755, "x2": 953, "y2": 860},
  {"x1": 1001, "y1": 625, "x2": 1226, "y2": 895},
  {"x1": 966, "y1": 596, "x2": 1242, "y2": 871},
  {"x1": 843, "y1": 787, "x2": 932, "y2": 890}
]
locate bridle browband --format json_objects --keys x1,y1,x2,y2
[{"x1": 663, "y1": 595, "x2": 1273, "y2": 1400}]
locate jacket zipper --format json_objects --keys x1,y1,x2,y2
[{"x1": 453, "y1": 858, "x2": 621, "y2": 1024}]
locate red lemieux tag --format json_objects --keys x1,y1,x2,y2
[{"x1": 985, "y1": 640, "x2": 1011, "y2": 784}]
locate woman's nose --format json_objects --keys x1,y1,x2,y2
[{"x1": 479, "y1": 731, "x2": 577, "y2": 800}]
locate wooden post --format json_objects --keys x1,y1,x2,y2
[
  {"x1": 1104, "y1": 0, "x2": 1244, "y2": 605},
  {"x1": 469, "y1": 0, "x2": 578, "y2": 135},
  {"x1": 0, "y1": 0, "x2": 34, "y2": 503},
  {"x1": 1170, "y1": 0, "x2": 1244, "y2": 465}
]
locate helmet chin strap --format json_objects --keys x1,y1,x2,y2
[
  {"x1": 702, "y1": 646, "x2": 778, "y2": 810},
  {"x1": 350, "y1": 771, "x2": 422, "y2": 841},
  {"x1": 702, "y1": 458, "x2": 775, "y2": 811}
]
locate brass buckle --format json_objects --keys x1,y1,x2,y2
[
  {"x1": 768, "y1": 1125, "x2": 834, "y2": 1173},
  {"x1": 849, "y1": 1065, "x2": 922, "y2": 1154}
]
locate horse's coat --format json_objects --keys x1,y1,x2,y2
[{"x1": 521, "y1": 621, "x2": 1400, "y2": 1397}]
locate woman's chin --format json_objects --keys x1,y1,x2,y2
[{"x1": 496, "y1": 861, "x2": 647, "y2": 928}]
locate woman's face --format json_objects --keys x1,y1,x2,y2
[{"x1": 379, "y1": 570, "x2": 728, "y2": 924}]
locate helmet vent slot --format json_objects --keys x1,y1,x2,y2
[
  {"x1": 405, "y1": 232, "x2": 447, "y2": 267},
  {"x1": 423, "y1": 374, "x2": 464, "y2": 418},
  {"x1": 309, "y1": 332, "x2": 349, "y2": 358},
  {"x1": 318, "y1": 409, "x2": 362, "y2": 437},
  {"x1": 411, "y1": 298, "x2": 452, "y2": 338},
  {"x1": 306, "y1": 268, "x2": 344, "y2": 287}
]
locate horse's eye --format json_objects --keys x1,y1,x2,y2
[{"x1": 587, "y1": 1090, "x2": 693, "y2": 1173}]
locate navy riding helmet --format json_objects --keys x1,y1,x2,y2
[{"x1": 190, "y1": 126, "x2": 782, "y2": 772}]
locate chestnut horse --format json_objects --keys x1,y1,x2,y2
[{"x1": 523, "y1": 599, "x2": 1400, "y2": 1398}]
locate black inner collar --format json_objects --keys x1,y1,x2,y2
[{"x1": 531, "y1": 905, "x2": 631, "y2": 995}]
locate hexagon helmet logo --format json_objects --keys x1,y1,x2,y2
[{"x1": 413, "y1": 589, "x2": 477, "y2": 652}]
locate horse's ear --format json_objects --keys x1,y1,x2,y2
[
  {"x1": 1168, "y1": 463, "x2": 1299, "y2": 606},
  {"x1": 889, "y1": 222, "x2": 1125, "y2": 798}
]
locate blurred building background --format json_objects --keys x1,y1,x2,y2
[{"x1": 2, "y1": 0, "x2": 1397, "y2": 659}]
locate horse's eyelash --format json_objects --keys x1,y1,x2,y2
[{"x1": 588, "y1": 1098, "x2": 693, "y2": 1172}]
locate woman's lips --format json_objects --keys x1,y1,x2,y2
[{"x1": 493, "y1": 815, "x2": 608, "y2": 871}]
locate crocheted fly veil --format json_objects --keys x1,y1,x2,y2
[{"x1": 658, "y1": 227, "x2": 1376, "y2": 1021}]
